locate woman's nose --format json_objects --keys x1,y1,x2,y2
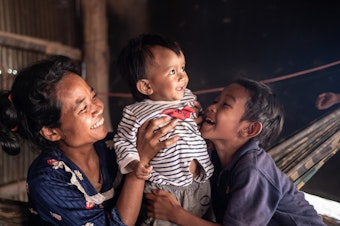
[{"x1": 92, "y1": 99, "x2": 104, "y2": 116}]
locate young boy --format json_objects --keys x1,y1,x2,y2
[
  {"x1": 145, "y1": 78, "x2": 325, "y2": 226},
  {"x1": 114, "y1": 34, "x2": 214, "y2": 225}
]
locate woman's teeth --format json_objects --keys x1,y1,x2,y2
[{"x1": 91, "y1": 118, "x2": 104, "y2": 129}]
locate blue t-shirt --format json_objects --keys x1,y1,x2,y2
[
  {"x1": 210, "y1": 140, "x2": 325, "y2": 226},
  {"x1": 27, "y1": 132, "x2": 126, "y2": 226}
]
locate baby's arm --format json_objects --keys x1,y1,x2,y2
[
  {"x1": 114, "y1": 107, "x2": 141, "y2": 174},
  {"x1": 128, "y1": 159, "x2": 153, "y2": 180}
]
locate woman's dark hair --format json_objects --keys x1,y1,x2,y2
[
  {"x1": 117, "y1": 33, "x2": 182, "y2": 101},
  {"x1": 235, "y1": 78, "x2": 284, "y2": 149},
  {"x1": 0, "y1": 55, "x2": 79, "y2": 155},
  {"x1": 0, "y1": 91, "x2": 19, "y2": 155}
]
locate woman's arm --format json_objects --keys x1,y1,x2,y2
[
  {"x1": 116, "y1": 116, "x2": 179, "y2": 225},
  {"x1": 115, "y1": 172, "x2": 145, "y2": 225},
  {"x1": 145, "y1": 190, "x2": 220, "y2": 226}
]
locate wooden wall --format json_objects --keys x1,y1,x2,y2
[{"x1": 0, "y1": 0, "x2": 80, "y2": 202}]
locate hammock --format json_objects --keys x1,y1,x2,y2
[{"x1": 268, "y1": 107, "x2": 340, "y2": 189}]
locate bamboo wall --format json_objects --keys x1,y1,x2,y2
[
  {"x1": 0, "y1": 0, "x2": 79, "y2": 201},
  {"x1": 0, "y1": 0, "x2": 79, "y2": 89}
]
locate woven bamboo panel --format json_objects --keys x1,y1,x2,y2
[
  {"x1": 268, "y1": 108, "x2": 340, "y2": 189},
  {"x1": 0, "y1": 0, "x2": 78, "y2": 202}
]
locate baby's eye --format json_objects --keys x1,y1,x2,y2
[
  {"x1": 169, "y1": 69, "x2": 176, "y2": 75},
  {"x1": 181, "y1": 66, "x2": 186, "y2": 72}
]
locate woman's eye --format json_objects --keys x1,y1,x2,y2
[
  {"x1": 93, "y1": 93, "x2": 97, "y2": 100},
  {"x1": 80, "y1": 105, "x2": 87, "y2": 113}
]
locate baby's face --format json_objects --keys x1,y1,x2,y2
[{"x1": 144, "y1": 46, "x2": 188, "y2": 101}]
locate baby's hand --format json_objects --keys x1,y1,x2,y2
[{"x1": 135, "y1": 163, "x2": 153, "y2": 180}]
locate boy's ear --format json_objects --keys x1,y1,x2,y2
[
  {"x1": 136, "y1": 79, "x2": 153, "y2": 95},
  {"x1": 241, "y1": 121, "x2": 262, "y2": 138},
  {"x1": 40, "y1": 127, "x2": 62, "y2": 142}
]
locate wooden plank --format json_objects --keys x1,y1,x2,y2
[
  {"x1": 0, "y1": 180, "x2": 26, "y2": 198},
  {"x1": 0, "y1": 31, "x2": 81, "y2": 60},
  {"x1": 80, "y1": 0, "x2": 112, "y2": 130}
]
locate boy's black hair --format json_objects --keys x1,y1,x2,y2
[
  {"x1": 235, "y1": 78, "x2": 284, "y2": 149},
  {"x1": 117, "y1": 33, "x2": 182, "y2": 101}
]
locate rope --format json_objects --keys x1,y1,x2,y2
[{"x1": 98, "y1": 60, "x2": 340, "y2": 98}]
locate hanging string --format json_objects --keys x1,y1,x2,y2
[
  {"x1": 98, "y1": 60, "x2": 340, "y2": 98},
  {"x1": 260, "y1": 60, "x2": 340, "y2": 84}
]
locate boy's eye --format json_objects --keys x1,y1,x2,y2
[
  {"x1": 223, "y1": 102, "x2": 231, "y2": 107},
  {"x1": 181, "y1": 66, "x2": 186, "y2": 72},
  {"x1": 169, "y1": 69, "x2": 176, "y2": 75}
]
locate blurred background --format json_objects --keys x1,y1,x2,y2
[{"x1": 107, "y1": 0, "x2": 340, "y2": 139}]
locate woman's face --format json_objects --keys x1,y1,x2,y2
[{"x1": 55, "y1": 73, "x2": 107, "y2": 149}]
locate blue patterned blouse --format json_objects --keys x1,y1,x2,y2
[{"x1": 27, "y1": 132, "x2": 126, "y2": 226}]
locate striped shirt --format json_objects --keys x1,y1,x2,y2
[{"x1": 114, "y1": 89, "x2": 214, "y2": 186}]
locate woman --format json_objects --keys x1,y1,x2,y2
[{"x1": 0, "y1": 55, "x2": 179, "y2": 225}]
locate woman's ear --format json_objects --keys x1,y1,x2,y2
[
  {"x1": 240, "y1": 121, "x2": 262, "y2": 138},
  {"x1": 40, "y1": 127, "x2": 61, "y2": 141},
  {"x1": 136, "y1": 79, "x2": 153, "y2": 96}
]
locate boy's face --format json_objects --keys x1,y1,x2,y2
[
  {"x1": 144, "y1": 46, "x2": 188, "y2": 101},
  {"x1": 201, "y1": 83, "x2": 251, "y2": 145}
]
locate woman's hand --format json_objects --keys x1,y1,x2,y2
[
  {"x1": 144, "y1": 190, "x2": 221, "y2": 226},
  {"x1": 118, "y1": 117, "x2": 178, "y2": 226},
  {"x1": 145, "y1": 190, "x2": 182, "y2": 222},
  {"x1": 145, "y1": 190, "x2": 220, "y2": 226},
  {"x1": 137, "y1": 116, "x2": 179, "y2": 164}
]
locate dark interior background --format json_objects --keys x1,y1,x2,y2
[{"x1": 107, "y1": 0, "x2": 340, "y2": 202}]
